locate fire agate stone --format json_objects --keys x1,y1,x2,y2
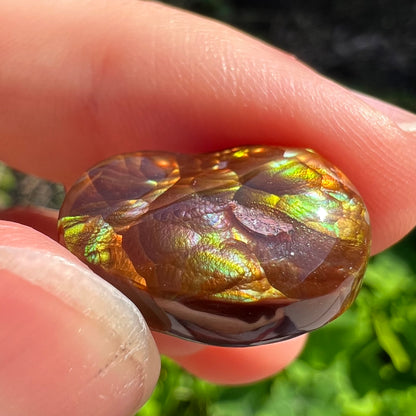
[{"x1": 58, "y1": 146, "x2": 370, "y2": 346}]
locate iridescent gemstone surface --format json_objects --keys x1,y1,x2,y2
[{"x1": 58, "y1": 146, "x2": 371, "y2": 346}]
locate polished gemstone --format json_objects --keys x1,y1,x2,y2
[{"x1": 58, "y1": 146, "x2": 371, "y2": 346}]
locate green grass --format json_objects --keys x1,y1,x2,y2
[
  {"x1": 2, "y1": 141, "x2": 415, "y2": 416},
  {"x1": 138, "y1": 230, "x2": 416, "y2": 416},
  {"x1": 2, "y1": 144, "x2": 415, "y2": 416},
  {"x1": 0, "y1": 162, "x2": 16, "y2": 209}
]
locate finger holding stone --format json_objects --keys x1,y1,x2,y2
[{"x1": 0, "y1": 221, "x2": 160, "y2": 416}]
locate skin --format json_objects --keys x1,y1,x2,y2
[{"x1": 0, "y1": 1, "x2": 415, "y2": 415}]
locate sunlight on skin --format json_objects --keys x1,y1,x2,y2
[
  {"x1": 0, "y1": 1, "x2": 415, "y2": 253},
  {"x1": 0, "y1": 219, "x2": 309, "y2": 389},
  {"x1": 155, "y1": 332, "x2": 308, "y2": 385},
  {"x1": 0, "y1": 0, "x2": 415, "y2": 414},
  {"x1": 0, "y1": 222, "x2": 160, "y2": 416}
]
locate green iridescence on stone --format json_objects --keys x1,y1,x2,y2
[{"x1": 58, "y1": 146, "x2": 371, "y2": 346}]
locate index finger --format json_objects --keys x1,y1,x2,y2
[{"x1": 0, "y1": 0, "x2": 415, "y2": 254}]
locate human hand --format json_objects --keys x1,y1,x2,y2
[{"x1": 0, "y1": 1, "x2": 415, "y2": 415}]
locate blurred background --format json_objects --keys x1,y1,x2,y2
[{"x1": 0, "y1": 1, "x2": 415, "y2": 415}]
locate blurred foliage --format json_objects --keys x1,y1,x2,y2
[
  {"x1": 10, "y1": 170, "x2": 65, "y2": 210},
  {"x1": 0, "y1": 163, "x2": 64, "y2": 210},
  {"x1": 137, "y1": 1, "x2": 416, "y2": 416},
  {"x1": 165, "y1": 0, "x2": 416, "y2": 112},
  {"x1": 0, "y1": 162, "x2": 16, "y2": 209},
  {"x1": 139, "y1": 231, "x2": 416, "y2": 416},
  {"x1": 0, "y1": 1, "x2": 414, "y2": 415}
]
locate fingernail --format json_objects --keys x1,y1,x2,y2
[
  {"x1": 354, "y1": 91, "x2": 416, "y2": 134},
  {"x1": 0, "y1": 222, "x2": 160, "y2": 415}
]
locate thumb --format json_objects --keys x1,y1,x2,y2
[{"x1": 0, "y1": 221, "x2": 160, "y2": 416}]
